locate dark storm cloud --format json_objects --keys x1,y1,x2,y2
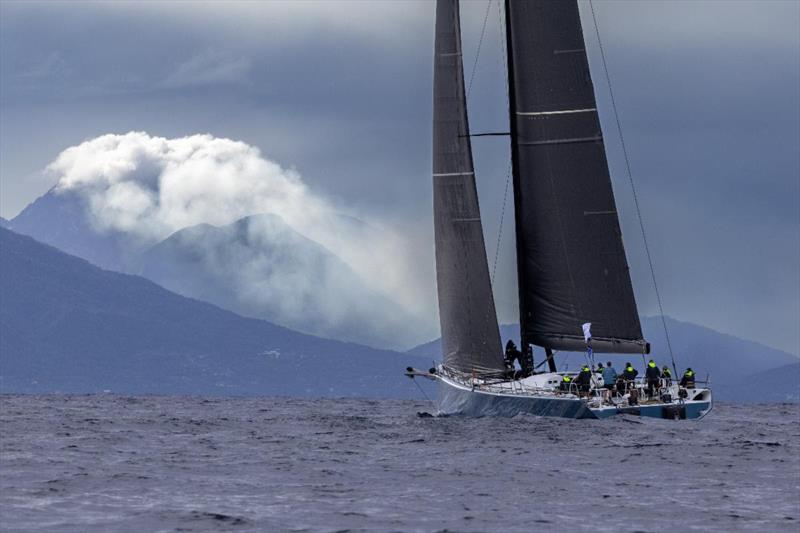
[{"x1": 0, "y1": 0, "x2": 797, "y2": 354}]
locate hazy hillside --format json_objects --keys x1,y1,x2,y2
[
  {"x1": 736, "y1": 363, "x2": 800, "y2": 403},
  {"x1": 10, "y1": 193, "x2": 423, "y2": 350},
  {"x1": 408, "y1": 323, "x2": 799, "y2": 403},
  {"x1": 136, "y1": 214, "x2": 419, "y2": 348},
  {"x1": 0, "y1": 227, "x2": 431, "y2": 398},
  {"x1": 9, "y1": 189, "x2": 128, "y2": 271}
]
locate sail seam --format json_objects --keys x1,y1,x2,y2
[
  {"x1": 520, "y1": 135, "x2": 602, "y2": 146},
  {"x1": 433, "y1": 171, "x2": 474, "y2": 177},
  {"x1": 516, "y1": 108, "x2": 596, "y2": 116}
]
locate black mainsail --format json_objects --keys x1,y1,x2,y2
[
  {"x1": 433, "y1": 0, "x2": 504, "y2": 374},
  {"x1": 504, "y1": 0, "x2": 648, "y2": 355}
]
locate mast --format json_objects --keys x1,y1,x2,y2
[
  {"x1": 504, "y1": 0, "x2": 649, "y2": 357},
  {"x1": 432, "y1": 0, "x2": 504, "y2": 374}
]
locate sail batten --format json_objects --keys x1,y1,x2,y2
[
  {"x1": 505, "y1": 0, "x2": 648, "y2": 354},
  {"x1": 433, "y1": 0, "x2": 504, "y2": 373}
]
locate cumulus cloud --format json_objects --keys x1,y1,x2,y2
[{"x1": 48, "y1": 132, "x2": 436, "y2": 345}]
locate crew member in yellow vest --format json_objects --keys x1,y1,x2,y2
[
  {"x1": 559, "y1": 374, "x2": 573, "y2": 392},
  {"x1": 661, "y1": 366, "x2": 672, "y2": 386},
  {"x1": 620, "y1": 362, "x2": 638, "y2": 394},
  {"x1": 680, "y1": 368, "x2": 696, "y2": 388},
  {"x1": 574, "y1": 365, "x2": 592, "y2": 397},
  {"x1": 645, "y1": 359, "x2": 661, "y2": 399}
]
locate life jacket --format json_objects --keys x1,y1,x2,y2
[
  {"x1": 662, "y1": 368, "x2": 672, "y2": 378},
  {"x1": 648, "y1": 361, "x2": 656, "y2": 369},
  {"x1": 562, "y1": 375, "x2": 572, "y2": 383}
]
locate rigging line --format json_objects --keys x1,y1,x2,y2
[
  {"x1": 560, "y1": 351, "x2": 571, "y2": 372},
  {"x1": 588, "y1": 0, "x2": 678, "y2": 378},
  {"x1": 466, "y1": 0, "x2": 493, "y2": 100},
  {"x1": 412, "y1": 377, "x2": 433, "y2": 403},
  {"x1": 496, "y1": 0, "x2": 510, "y2": 109},
  {"x1": 491, "y1": 160, "x2": 512, "y2": 285},
  {"x1": 491, "y1": 0, "x2": 513, "y2": 287}
]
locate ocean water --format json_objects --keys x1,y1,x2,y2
[{"x1": 1, "y1": 396, "x2": 798, "y2": 533}]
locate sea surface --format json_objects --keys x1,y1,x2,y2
[{"x1": 1, "y1": 396, "x2": 798, "y2": 532}]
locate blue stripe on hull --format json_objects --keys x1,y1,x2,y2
[
  {"x1": 437, "y1": 379, "x2": 711, "y2": 420},
  {"x1": 437, "y1": 379, "x2": 598, "y2": 419}
]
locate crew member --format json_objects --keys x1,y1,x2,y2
[
  {"x1": 596, "y1": 362, "x2": 604, "y2": 375},
  {"x1": 645, "y1": 359, "x2": 661, "y2": 399},
  {"x1": 618, "y1": 362, "x2": 637, "y2": 394},
  {"x1": 680, "y1": 368, "x2": 696, "y2": 388},
  {"x1": 661, "y1": 365, "x2": 672, "y2": 386},
  {"x1": 574, "y1": 364, "x2": 593, "y2": 397},
  {"x1": 601, "y1": 361, "x2": 617, "y2": 399},
  {"x1": 559, "y1": 374, "x2": 573, "y2": 392},
  {"x1": 504, "y1": 340, "x2": 521, "y2": 379}
]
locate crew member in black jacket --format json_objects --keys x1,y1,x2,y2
[
  {"x1": 620, "y1": 362, "x2": 638, "y2": 394},
  {"x1": 645, "y1": 359, "x2": 661, "y2": 399},
  {"x1": 574, "y1": 365, "x2": 593, "y2": 397}
]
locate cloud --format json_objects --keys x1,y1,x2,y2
[
  {"x1": 14, "y1": 51, "x2": 72, "y2": 82},
  {"x1": 161, "y1": 49, "x2": 251, "y2": 89},
  {"x1": 48, "y1": 132, "x2": 436, "y2": 344}
]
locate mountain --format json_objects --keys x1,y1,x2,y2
[
  {"x1": 9, "y1": 188, "x2": 129, "y2": 271},
  {"x1": 735, "y1": 363, "x2": 800, "y2": 403},
  {"x1": 10, "y1": 192, "x2": 421, "y2": 349},
  {"x1": 408, "y1": 322, "x2": 799, "y2": 403},
  {"x1": 135, "y1": 214, "x2": 420, "y2": 348},
  {"x1": 0, "y1": 227, "x2": 432, "y2": 398}
]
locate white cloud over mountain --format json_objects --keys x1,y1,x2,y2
[
  {"x1": 51, "y1": 132, "x2": 317, "y2": 244},
  {"x1": 48, "y1": 132, "x2": 436, "y2": 345}
]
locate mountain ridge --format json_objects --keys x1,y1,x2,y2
[
  {"x1": 0, "y1": 227, "x2": 431, "y2": 398},
  {"x1": 135, "y1": 213, "x2": 419, "y2": 348},
  {"x1": 9, "y1": 190, "x2": 423, "y2": 349}
]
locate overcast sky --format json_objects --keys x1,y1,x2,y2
[{"x1": 1, "y1": 0, "x2": 798, "y2": 355}]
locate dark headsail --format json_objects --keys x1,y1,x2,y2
[
  {"x1": 505, "y1": 0, "x2": 648, "y2": 354},
  {"x1": 433, "y1": 0, "x2": 504, "y2": 374}
]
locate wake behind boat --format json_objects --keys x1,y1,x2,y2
[{"x1": 407, "y1": 0, "x2": 712, "y2": 420}]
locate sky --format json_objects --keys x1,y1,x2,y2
[{"x1": 1, "y1": 0, "x2": 798, "y2": 355}]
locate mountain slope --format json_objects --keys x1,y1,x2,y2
[
  {"x1": 735, "y1": 363, "x2": 800, "y2": 403},
  {"x1": 10, "y1": 192, "x2": 422, "y2": 349},
  {"x1": 9, "y1": 189, "x2": 128, "y2": 271},
  {"x1": 0, "y1": 227, "x2": 430, "y2": 398},
  {"x1": 408, "y1": 321, "x2": 799, "y2": 403},
  {"x1": 135, "y1": 214, "x2": 419, "y2": 348}
]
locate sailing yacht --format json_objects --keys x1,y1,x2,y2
[{"x1": 407, "y1": 0, "x2": 712, "y2": 420}]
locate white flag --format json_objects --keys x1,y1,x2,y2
[{"x1": 582, "y1": 322, "x2": 592, "y2": 342}]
